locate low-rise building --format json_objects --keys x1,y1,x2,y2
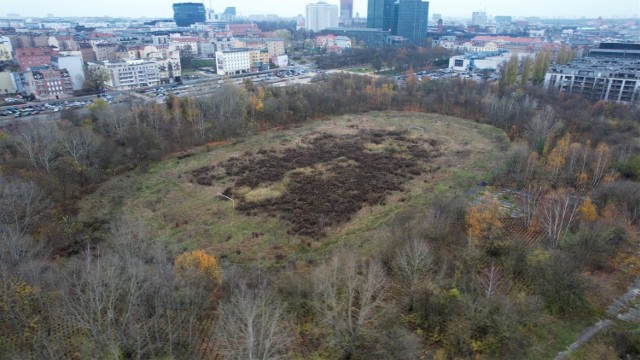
[
  {"x1": 449, "y1": 52, "x2": 514, "y2": 72},
  {"x1": 215, "y1": 48, "x2": 251, "y2": 75},
  {"x1": 231, "y1": 38, "x2": 285, "y2": 57},
  {"x1": 89, "y1": 59, "x2": 161, "y2": 90},
  {"x1": 249, "y1": 49, "x2": 270, "y2": 65},
  {"x1": 545, "y1": 58, "x2": 640, "y2": 102},
  {"x1": 544, "y1": 43, "x2": 640, "y2": 102},
  {"x1": 0, "y1": 36, "x2": 13, "y2": 61},
  {"x1": 28, "y1": 68, "x2": 74, "y2": 100},
  {"x1": 51, "y1": 55, "x2": 85, "y2": 91},
  {"x1": 94, "y1": 43, "x2": 118, "y2": 61},
  {"x1": 0, "y1": 72, "x2": 17, "y2": 95}
]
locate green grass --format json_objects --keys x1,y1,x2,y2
[
  {"x1": 78, "y1": 111, "x2": 509, "y2": 268},
  {"x1": 344, "y1": 67, "x2": 374, "y2": 73},
  {"x1": 526, "y1": 316, "x2": 600, "y2": 360}
]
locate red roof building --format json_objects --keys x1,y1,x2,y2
[{"x1": 15, "y1": 47, "x2": 58, "y2": 71}]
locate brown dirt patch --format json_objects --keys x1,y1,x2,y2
[{"x1": 190, "y1": 130, "x2": 442, "y2": 238}]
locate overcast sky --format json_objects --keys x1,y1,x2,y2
[{"x1": 3, "y1": 0, "x2": 639, "y2": 19}]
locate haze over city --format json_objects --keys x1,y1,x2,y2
[{"x1": 3, "y1": 0, "x2": 639, "y2": 19}]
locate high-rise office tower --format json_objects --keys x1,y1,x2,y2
[
  {"x1": 306, "y1": 1, "x2": 339, "y2": 32},
  {"x1": 395, "y1": 0, "x2": 429, "y2": 44},
  {"x1": 471, "y1": 11, "x2": 488, "y2": 26},
  {"x1": 367, "y1": 0, "x2": 394, "y2": 31},
  {"x1": 340, "y1": 0, "x2": 353, "y2": 21},
  {"x1": 173, "y1": 2, "x2": 206, "y2": 27}
]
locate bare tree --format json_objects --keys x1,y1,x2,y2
[
  {"x1": 63, "y1": 126, "x2": 99, "y2": 166},
  {"x1": 62, "y1": 250, "x2": 149, "y2": 358},
  {"x1": 394, "y1": 238, "x2": 432, "y2": 311},
  {"x1": 478, "y1": 263, "x2": 504, "y2": 298},
  {"x1": 525, "y1": 105, "x2": 562, "y2": 146},
  {"x1": 14, "y1": 121, "x2": 62, "y2": 173},
  {"x1": 538, "y1": 190, "x2": 579, "y2": 247},
  {"x1": 215, "y1": 281, "x2": 292, "y2": 360},
  {"x1": 517, "y1": 184, "x2": 545, "y2": 228},
  {"x1": 0, "y1": 178, "x2": 50, "y2": 263},
  {"x1": 313, "y1": 252, "x2": 390, "y2": 359}
]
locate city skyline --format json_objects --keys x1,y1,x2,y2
[{"x1": 2, "y1": 0, "x2": 639, "y2": 20}]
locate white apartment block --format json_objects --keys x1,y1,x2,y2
[
  {"x1": 215, "y1": 49, "x2": 251, "y2": 75},
  {"x1": 90, "y1": 60, "x2": 160, "y2": 90},
  {"x1": 306, "y1": 2, "x2": 339, "y2": 32}
]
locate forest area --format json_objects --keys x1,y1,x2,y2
[{"x1": 2, "y1": 71, "x2": 640, "y2": 359}]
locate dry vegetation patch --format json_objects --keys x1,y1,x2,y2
[
  {"x1": 191, "y1": 130, "x2": 442, "y2": 238},
  {"x1": 78, "y1": 112, "x2": 507, "y2": 265}
]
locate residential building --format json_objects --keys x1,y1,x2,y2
[
  {"x1": 152, "y1": 35, "x2": 171, "y2": 46},
  {"x1": 471, "y1": 11, "x2": 487, "y2": 27},
  {"x1": 545, "y1": 58, "x2": 640, "y2": 102},
  {"x1": 321, "y1": 28, "x2": 388, "y2": 47},
  {"x1": 395, "y1": 0, "x2": 429, "y2": 44},
  {"x1": 226, "y1": 23, "x2": 261, "y2": 37},
  {"x1": 28, "y1": 69, "x2": 74, "y2": 100},
  {"x1": 0, "y1": 36, "x2": 13, "y2": 61},
  {"x1": 154, "y1": 54, "x2": 182, "y2": 84},
  {"x1": 78, "y1": 42, "x2": 97, "y2": 63},
  {"x1": 588, "y1": 42, "x2": 640, "y2": 60},
  {"x1": 232, "y1": 38, "x2": 285, "y2": 57},
  {"x1": 48, "y1": 36, "x2": 79, "y2": 52},
  {"x1": 89, "y1": 60, "x2": 161, "y2": 90},
  {"x1": 15, "y1": 47, "x2": 58, "y2": 71},
  {"x1": 51, "y1": 55, "x2": 85, "y2": 91},
  {"x1": 545, "y1": 43, "x2": 640, "y2": 102},
  {"x1": 173, "y1": 2, "x2": 206, "y2": 27},
  {"x1": 249, "y1": 49, "x2": 270, "y2": 65},
  {"x1": 0, "y1": 72, "x2": 17, "y2": 95},
  {"x1": 215, "y1": 48, "x2": 251, "y2": 75},
  {"x1": 495, "y1": 16, "x2": 512, "y2": 24},
  {"x1": 12, "y1": 72, "x2": 30, "y2": 94},
  {"x1": 169, "y1": 36, "x2": 205, "y2": 55},
  {"x1": 335, "y1": 36, "x2": 352, "y2": 49},
  {"x1": 367, "y1": 0, "x2": 394, "y2": 31},
  {"x1": 94, "y1": 43, "x2": 118, "y2": 61},
  {"x1": 306, "y1": 2, "x2": 339, "y2": 32},
  {"x1": 471, "y1": 36, "x2": 543, "y2": 53}
]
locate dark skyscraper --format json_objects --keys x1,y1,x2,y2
[
  {"x1": 173, "y1": 2, "x2": 206, "y2": 27},
  {"x1": 395, "y1": 0, "x2": 429, "y2": 44},
  {"x1": 367, "y1": 0, "x2": 394, "y2": 31},
  {"x1": 340, "y1": 0, "x2": 353, "y2": 20}
]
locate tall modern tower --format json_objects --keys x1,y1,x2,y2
[
  {"x1": 340, "y1": 0, "x2": 353, "y2": 22},
  {"x1": 173, "y1": 2, "x2": 206, "y2": 27},
  {"x1": 395, "y1": 0, "x2": 429, "y2": 44},
  {"x1": 306, "y1": 2, "x2": 339, "y2": 32},
  {"x1": 367, "y1": 0, "x2": 394, "y2": 31}
]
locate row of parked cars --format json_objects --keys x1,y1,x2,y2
[
  {"x1": 274, "y1": 69, "x2": 306, "y2": 78},
  {"x1": 0, "y1": 99, "x2": 96, "y2": 118}
]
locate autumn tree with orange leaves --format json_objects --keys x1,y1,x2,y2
[
  {"x1": 466, "y1": 200, "x2": 504, "y2": 251},
  {"x1": 175, "y1": 249, "x2": 222, "y2": 284}
]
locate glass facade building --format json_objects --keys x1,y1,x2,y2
[
  {"x1": 173, "y1": 3, "x2": 206, "y2": 27},
  {"x1": 395, "y1": 0, "x2": 429, "y2": 44},
  {"x1": 367, "y1": 0, "x2": 394, "y2": 31}
]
